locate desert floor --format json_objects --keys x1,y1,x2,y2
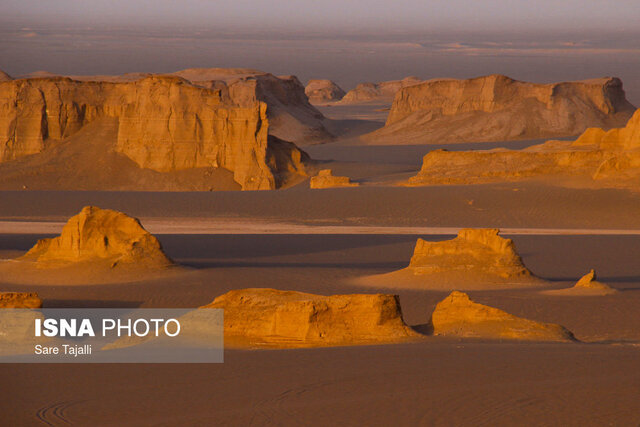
[{"x1": 1, "y1": 103, "x2": 639, "y2": 426}]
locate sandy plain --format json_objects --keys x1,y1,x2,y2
[{"x1": 0, "y1": 102, "x2": 639, "y2": 426}]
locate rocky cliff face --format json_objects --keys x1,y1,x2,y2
[
  {"x1": 407, "y1": 108, "x2": 640, "y2": 189},
  {"x1": 305, "y1": 79, "x2": 346, "y2": 103},
  {"x1": 430, "y1": 291, "x2": 575, "y2": 342},
  {"x1": 21, "y1": 206, "x2": 172, "y2": 268},
  {"x1": 366, "y1": 74, "x2": 636, "y2": 144},
  {"x1": 340, "y1": 76, "x2": 422, "y2": 104},
  {"x1": 202, "y1": 288, "x2": 418, "y2": 348},
  {"x1": 0, "y1": 74, "x2": 310, "y2": 190}
]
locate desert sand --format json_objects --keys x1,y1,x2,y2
[
  {"x1": 365, "y1": 74, "x2": 636, "y2": 144},
  {"x1": 1, "y1": 65, "x2": 640, "y2": 426}
]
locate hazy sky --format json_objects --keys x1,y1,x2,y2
[{"x1": 4, "y1": 0, "x2": 640, "y2": 31}]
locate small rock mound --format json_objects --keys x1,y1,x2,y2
[
  {"x1": 430, "y1": 291, "x2": 575, "y2": 342},
  {"x1": 20, "y1": 206, "x2": 172, "y2": 268},
  {"x1": 305, "y1": 79, "x2": 346, "y2": 103},
  {"x1": 543, "y1": 269, "x2": 618, "y2": 296},
  {"x1": 201, "y1": 288, "x2": 419, "y2": 348},
  {"x1": 0, "y1": 292, "x2": 42, "y2": 308},
  {"x1": 310, "y1": 169, "x2": 359, "y2": 189}
]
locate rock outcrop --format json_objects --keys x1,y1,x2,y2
[
  {"x1": 366, "y1": 74, "x2": 635, "y2": 144},
  {"x1": 0, "y1": 70, "x2": 12, "y2": 82},
  {"x1": 20, "y1": 206, "x2": 172, "y2": 269},
  {"x1": 340, "y1": 76, "x2": 422, "y2": 104},
  {"x1": 305, "y1": 79, "x2": 346, "y2": 104},
  {"x1": 430, "y1": 291, "x2": 575, "y2": 341},
  {"x1": 356, "y1": 229, "x2": 543, "y2": 290},
  {"x1": 0, "y1": 292, "x2": 42, "y2": 308},
  {"x1": 407, "y1": 108, "x2": 640, "y2": 189},
  {"x1": 543, "y1": 269, "x2": 618, "y2": 296},
  {"x1": 0, "y1": 72, "x2": 311, "y2": 190},
  {"x1": 309, "y1": 169, "x2": 359, "y2": 189},
  {"x1": 201, "y1": 288, "x2": 419, "y2": 348}
]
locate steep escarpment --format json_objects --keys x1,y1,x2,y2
[
  {"x1": 356, "y1": 229, "x2": 544, "y2": 290},
  {"x1": 366, "y1": 74, "x2": 635, "y2": 144},
  {"x1": 429, "y1": 292, "x2": 575, "y2": 342},
  {"x1": 202, "y1": 288, "x2": 419, "y2": 348},
  {"x1": 0, "y1": 74, "x2": 309, "y2": 190},
  {"x1": 339, "y1": 76, "x2": 422, "y2": 104},
  {"x1": 305, "y1": 79, "x2": 346, "y2": 104},
  {"x1": 407, "y1": 108, "x2": 640, "y2": 189}
]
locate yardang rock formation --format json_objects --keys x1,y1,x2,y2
[
  {"x1": 407, "y1": 108, "x2": 640, "y2": 189},
  {"x1": 305, "y1": 79, "x2": 346, "y2": 104},
  {"x1": 309, "y1": 169, "x2": 359, "y2": 189},
  {"x1": 339, "y1": 76, "x2": 422, "y2": 104},
  {"x1": 365, "y1": 74, "x2": 635, "y2": 144},
  {"x1": 201, "y1": 288, "x2": 419, "y2": 348},
  {"x1": 0, "y1": 292, "x2": 42, "y2": 308},
  {"x1": 357, "y1": 229, "x2": 544, "y2": 290},
  {"x1": 543, "y1": 269, "x2": 618, "y2": 296},
  {"x1": 0, "y1": 71, "x2": 313, "y2": 190},
  {"x1": 20, "y1": 206, "x2": 172, "y2": 269},
  {"x1": 429, "y1": 291, "x2": 575, "y2": 342}
]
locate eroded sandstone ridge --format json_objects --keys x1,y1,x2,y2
[
  {"x1": 340, "y1": 76, "x2": 422, "y2": 104},
  {"x1": 309, "y1": 169, "x2": 359, "y2": 189},
  {"x1": 430, "y1": 291, "x2": 575, "y2": 341},
  {"x1": 543, "y1": 269, "x2": 618, "y2": 296},
  {"x1": 0, "y1": 71, "x2": 312, "y2": 190},
  {"x1": 407, "y1": 108, "x2": 640, "y2": 189},
  {"x1": 201, "y1": 288, "x2": 418, "y2": 348},
  {"x1": 0, "y1": 292, "x2": 42, "y2": 308},
  {"x1": 20, "y1": 206, "x2": 172, "y2": 269},
  {"x1": 366, "y1": 74, "x2": 635, "y2": 144},
  {"x1": 305, "y1": 79, "x2": 346, "y2": 104},
  {"x1": 356, "y1": 229, "x2": 543, "y2": 290}
]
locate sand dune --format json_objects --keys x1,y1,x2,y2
[{"x1": 365, "y1": 74, "x2": 636, "y2": 144}]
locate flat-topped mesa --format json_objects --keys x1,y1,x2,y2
[
  {"x1": 0, "y1": 292, "x2": 42, "y2": 308},
  {"x1": 201, "y1": 288, "x2": 419, "y2": 348},
  {"x1": 365, "y1": 74, "x2": 635, "y2": 144},
  {"x1": 309, "y1": 169, "x2": 359, "y2": 189},
  {"x1": 0, "y1": 73, "x2": 310, "y2": 190},
  {"x1": 410, "y1": 229, "x2": 532, "y2": 279},
  {"x1": 430, "y1": 291, "x2": 575, "y2": 342},
  {"x1": 305, "y1": 79, "x2": 346, "y2": 104},
  {"x1": 20, "y1": 206, "x2": 172, "y2": 269},
  {"x1": 339, "y1": 76, "x2": 422, "y2": 104},
  {"x1": 407, "y1": 108, "x2": 640, "y2": 188}
]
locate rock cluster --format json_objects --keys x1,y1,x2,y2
[
  {"x1": 366, "y1": 74, "x2": 635, "y2": 144},
  {"x1": 407, "y1": 108, "x2": 640, "y2": 189},
  {"x1": 309, "y1": 169, "x2": 359, "y2": 189},
  {"x1": 305, "y1": 79, "x2": 346, "y2": 104},
  {"x1": 430, "y1": 291, "x2": 575, "y2": 341},
  {"x1": 340, "y1": 76, "x2": 422, "y2": 103},
  {"x1": 201, "y1": 288, "x2": 418, "y2": 347},
  {"x1": 0, "y1": 292, "x2": 42, "y2": 308},
  {"x1": 20, "y1": 206, "x2": 172, "y2": 269}
]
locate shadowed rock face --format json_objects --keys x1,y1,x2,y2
[
  {"x1": 201, "y1": 288, "x2": 419, "y2": 348},
  {"x1": 305, "y1": 79, "x2": 346, "y2": 104},
  {"x1": 21, "y1": 206, "x2": 172, "y2": 268},
  {"x1": 0, "y1": 73, "x2": 310, "y2": 190},
  {"x1": 430, "y1": 291, "x2": 575, "y2": 342},
  {"x1": 407, "y1": 108, "x2": 640, "y2": 189},
  {"x1": 409, "y1": 229, "x2": 532, "y2": 279},
  {"x1": 339, "y1": 76, "x2": 422, "y2": 104},
  {"x1": 309, "y1": 169, "x2": 359, "y2": 189},
  {"x1": 366, "y1": 74, "x2": 636, "y2": 144},
  {"x1": 0, "y1": 292, "x2": 42, "y2": 308}
]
